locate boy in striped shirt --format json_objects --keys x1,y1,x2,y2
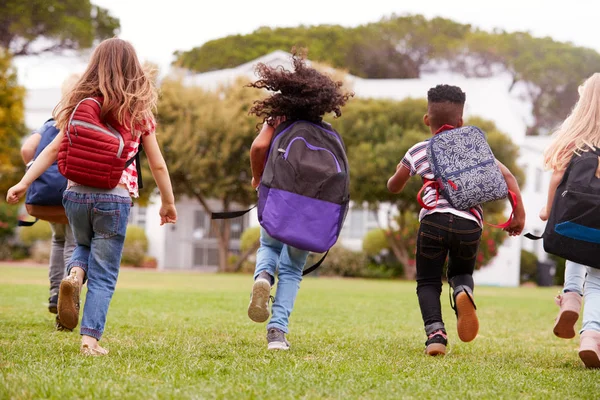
[{"x1": 387, "y1": 84, "x2": 525, "y2": 356}]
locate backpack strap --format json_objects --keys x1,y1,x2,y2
[
  {"x1": 302, "y1": 251, "x2": 328, "y2": 276},
  {"x1": 125, "y1": 144, "x2": 144, "y2": 189},
  {"x1": 211, "y1": 205, "x2": 256, "y2": 220},
  {"x1": 17, "y1": 219, "x2": 38, "y2": 227},
  {"x1": 479, "y1": 190, "x2": 518, "y2": 229},
  {"x1": 524, "y1": 232, "x2": 543, "y2": 240},
  {"x1": 417, "y1": 179, "x2": 440, "y2": 210}
]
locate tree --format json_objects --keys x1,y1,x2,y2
[
  {"x1": 0, "y1": 0, "x2": 120, "y2": 56},
  {"x1": 330, "y1": 97, "x2": 526, "y2": 279},
  {"x1": 174, "y1": 14, "x2": 600, "y2": 134},
  {"x1": 156, "y1": 77, "x2": 262, "y2": 272},
  {"x1": 0, "y1": 49, "x2": 26, "y2": 195}
]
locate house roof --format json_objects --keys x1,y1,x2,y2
[{"x1": 21, "y1": 50, "x2": 534, "y2": 145}]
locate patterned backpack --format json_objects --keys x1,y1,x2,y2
[{"x1": 417, "y1": 125, "x2": 516, "y2": 227}]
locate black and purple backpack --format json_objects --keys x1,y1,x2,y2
[
  {"x1": 213, "y1": 120, "x2": 350, "y2": 274},
  {"x1": 258, "y1": 120, "x2": 350, "y2": 254}
]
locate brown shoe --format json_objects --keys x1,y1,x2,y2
[
  {"x1": 57, "y1": 270, "x2": 80, "y2": 331},
  {"x1": 579, "y1": 330, "x2": 600, "y2": 368},
  {"x1": 454, "y1": 289, "x2": 479, "y2": 342},
  {"x1": 553, "y1": 292, "x2": 582, "y2": 339}
]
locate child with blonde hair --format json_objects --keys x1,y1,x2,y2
[
  {"x1": 7, "y1": 38, "x2": 177, "y2": 356},
  {"x1": 541, "y1": 73, "x2": 600, "y2": 367}
]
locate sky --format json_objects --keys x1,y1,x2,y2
[{"x1": 15, "y1": 0, "x2": 600, "y2": 88}]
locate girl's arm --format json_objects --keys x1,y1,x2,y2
[
  {"x1": 141, "y1": 133, "x2": 177, "y2": 225},
  {"x1": 250, "y1": 122, "x2": 276, "y2": 188},
  {"x1": 540, "y1": 169, "x2": 565, "y2": 221},
  {"x1": 6, "y1": 131, "x2": 63, "y2": 203}
]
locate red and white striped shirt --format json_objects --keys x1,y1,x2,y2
[
  {"x1": 401, "y1": 140, "x2": 483, "y2": 226},
  {"x1": 119, "y1": 120, "x2": 155, "y2": 198}
]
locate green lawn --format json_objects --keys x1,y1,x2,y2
[{"x1": 0, "y1": 264, "x2": 598, "y2": 399}]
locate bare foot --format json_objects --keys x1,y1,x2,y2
[{"x1": 81, "y1": 335, "x2": 108, "y2": 356}]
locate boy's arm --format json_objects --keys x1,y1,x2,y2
[
  {"x1": 21, "y1": 133, "x2": 42, "y2": 165},
  {"x1": 387, "y1": 163, "x2": 411, "y2": 194},
  {"x1": 250, "y1": 122, "x2": 276, "y2": 189},
  {"x1": 497, "y1": 159, "x2": 526, "y2": 236},
  {"x1": 540, "y1": 169, "x2": 565, "y2": 221}
]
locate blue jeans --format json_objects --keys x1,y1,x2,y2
[
  {"x1": 564, "y1": 260, "x2": 587, "y2": 296},
  {"x1": 254, "y1": 228, "x2": 309, "y2": 334},
  {"x1": 63, "y1": 190, "x2": 131, "y2": 340}
]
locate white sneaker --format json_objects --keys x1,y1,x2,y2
[{"x1": 247, "y1": 277, "x2": 271, "y2": 323}]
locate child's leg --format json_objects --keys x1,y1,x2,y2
[
  {"x1": 267, "y1": 244, "x2": 309, "y2": 335},
  {"x1": 79, "y1": 196, "x2": 130, "y2": 350},
  {"x1": 248, "y1": 229, "x2": 283, "y2": 323},
  {"x1": 58, "y1": 194, "x2": 94, "y2": 331},
  {"x1": 554, "y1": 260, "x2": 585, "y2": 339},
  {"x1": 447, "y1": 216, "x2": 482, "y2": 343},
  {"x1": 415, "y1": 216, "x2": 450, "y2": 336},
  {"x1": 48, "y1": 223, "x2": 67, "y2": 312},
  {"x1": 253, "y1": 228, "x2": 282, "y2": 283},
  {"x1": 579, "y1": 266, "x2": 600, "y2": 368},
  {"x1": 564, "y1": 260, "x2": 586, "y2": 295}
]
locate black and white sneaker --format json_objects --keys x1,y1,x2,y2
[{"x1": 267, "y1": 328, "x2": 290, "y2": 350}]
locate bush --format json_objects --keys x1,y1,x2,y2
[
  {"x1": 240, "y1": 226, "x2": 261, "y2": 252},
  {"x1": 18, "y1": 221, "x2": 52, "y2": 246},
  {"x1": 0, "y1": 201, "x2": 19, "y2": 241},
  {"x1": 520, "y1": 250, "x2": 538, "y2": 284},
  {"x1": 122, "y1": 226, "x2": 149, "y2": 267},
  {"x1": 362, "y1": 228, "x2": 389, "y2": 256}
]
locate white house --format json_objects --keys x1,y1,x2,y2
[{"x1": 20, "y1": 51, "x2": 553, "y2": 286}]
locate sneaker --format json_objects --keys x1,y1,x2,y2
[
  {"x1": 452, "y1": 286, "x2": 479, "y2": 342},
  {"x1": 48, "y1": 294, "x2": 58, "y2": 314},
  {"x1": 425, "y1": 330, "x2": 448, "y2": 356},
  {"x1": 57, "y1": 270, "x2": 80, "y2": 331},
  {"x1": 553, "y1": 292, "x2": 582, "y2": 339},
  {"x1": 248, "y1": 273, "x2": 272, "y2": 323},
  {"x1": 579, "y1": 330, "x2": 600, "y2": 368},
  {"x1": 267, "y1": 328, "x2": 290, "y2": 350}
]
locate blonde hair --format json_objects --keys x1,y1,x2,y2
[
  {"x1": 54, "y1": 38, "x2": 157, "y2": 136},
  {"x1": 544, "y1": 73, "x2": 600, "y2": 171},
  {"x1": 61, "y1": 73, "x2": 81, "y2": 97}
]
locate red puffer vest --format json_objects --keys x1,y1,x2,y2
[{"x1": 57, "y1": 97, "x2": 138, "y2": 189}]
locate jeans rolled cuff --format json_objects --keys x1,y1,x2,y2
[
  {"x1": 80, "y1": 327, "x2": 103, "y2": 341},
  {"x1": 425, "y1": 322, "x2": 446, "y2": 336},
  {"x1": 267, "y1": 322, "x2": 288, "y2": 334}
]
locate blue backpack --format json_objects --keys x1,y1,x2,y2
[
  {"x1": 417, "y1": 125, "x2": 516, "y2": 227},
  {"x1": 20, "y1": 119, "x2": 68, "y2": 226}
]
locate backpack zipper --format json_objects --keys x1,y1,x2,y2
[
  {"x1": 70, "y1": 120, "x2": 125, "y2": 158},
  {"x1": 282, "y1": 137, "x2": 342, "y2": 173}
]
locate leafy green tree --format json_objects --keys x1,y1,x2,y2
[
  {"x1": 0, "y1": 0, "x2": 120, "y2": 55},
  {"x1": 0, "y1": 49, "x2": 26, "y2": 195},
  {"x1": 156, "y1": 77, "x2": 262, "y2": 272},
  {"x1": 174, "y1": 14, "x2": 600, "y2": 134}
]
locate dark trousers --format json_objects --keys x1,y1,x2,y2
[{"x1": 415, "y1": 212, "x2": 482, "y2": 335}]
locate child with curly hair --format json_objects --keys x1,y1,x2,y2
[{"x1": 246, "y1": 50, "x2": 353, "y2": 350}]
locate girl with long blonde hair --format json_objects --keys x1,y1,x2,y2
[
  {"x1": 7, "y1": 38, "x2": 177, "y2": 356},
  {"x1": 541, "y1": 72, "x2": 600, "y2": 367}
]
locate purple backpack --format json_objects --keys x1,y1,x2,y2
[{"x1": 258, "y1": 120, "x2": 350, "y2": 254}]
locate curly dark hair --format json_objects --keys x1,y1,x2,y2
[
  {"x1": 248, "y1": 49, "x2": 353, "y2": 124},
  {"x1": 427, "y1": 84, "x2": 466, "y2": 129}
]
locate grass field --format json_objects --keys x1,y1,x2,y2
[{"x1": 1, "y1": 264, "x2": 598, "y2": 399}]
